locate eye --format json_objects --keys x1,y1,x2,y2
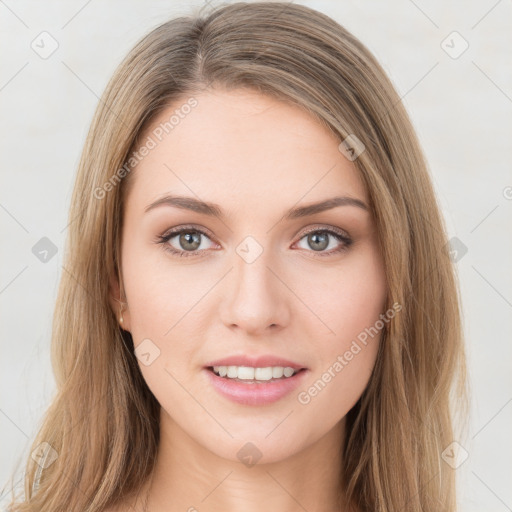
[
  {"x1": 293, "y1": 226, "x2": 352, "y2": 257},
  {"x1": 155, "y1": 225, "x2": 353, "y2": 258},
  {"x1": 155, "y1": 225, "x2": 218, "y2": 258}
]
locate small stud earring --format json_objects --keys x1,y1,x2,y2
[
  {"x1": 115, "y1": 298, "x2": 126, "y2": 325},
  {"x1": 120, "y1": 301, "x2": 126, "y2": 324}
]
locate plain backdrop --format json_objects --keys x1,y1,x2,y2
[{"x1": 1, "y1": 1, "x2": 511, "y2": 510}]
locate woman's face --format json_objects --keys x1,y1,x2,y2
[{"x1": 113, "y1": 88, "x2": 387, "y2": 463}]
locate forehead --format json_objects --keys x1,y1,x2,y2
[{"x1": 125, "y1": 88, "x2": 368, "y2": 215}]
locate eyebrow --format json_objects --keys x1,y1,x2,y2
[{"x1": 144, "y1": 194, "x2": 369, "y2": 220}]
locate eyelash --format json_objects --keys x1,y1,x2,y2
[{"x1": 154, "y1": 224, "x2": 353, "y2": 259}]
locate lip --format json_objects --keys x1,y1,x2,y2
[
  {"x1": 203, "y1": 355, "x2": 307, "y2": 370},
  {"x1": 204, "y1": 367, "x2": 309, "y2": 406}
]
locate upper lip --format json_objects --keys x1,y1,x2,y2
[{"x1": 204, "y1": 355, "x2": 307, "y2": 370}]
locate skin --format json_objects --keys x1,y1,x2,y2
[{"x1": 108, "y1": 88, "x2": 387, "y2": 512}]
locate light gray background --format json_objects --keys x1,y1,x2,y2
[{"x1": 1, "y1": 1, "x2": 511, "y2": 510}]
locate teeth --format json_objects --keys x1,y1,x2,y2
[
  {"x1": 255, "y1": 367, "x2": 272, "y2": 380},
  {"x1": 238, "y1": 366, "x2": 255, "y2": 380},
  {"x1": 212, "y1": 365, "x2": 299, "y2": 381},
  {"x1": 272, "y1": 367, "x2": 284, "y2": 378}
]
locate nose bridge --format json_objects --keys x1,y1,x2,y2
[{"x1": 220, "y1": 235, "x2": 289, "y2": 333}]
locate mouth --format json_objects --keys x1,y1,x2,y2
[
  {"x1": 206, "y1": 365, "x2": 307, "y2": 383},
  {"x1": 204, "y1": 365, "x2": 309, "y2": 406}
]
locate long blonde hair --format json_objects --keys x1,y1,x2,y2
[{"x1": 5, "y1": 2, "x2": 467, "y2": 511}]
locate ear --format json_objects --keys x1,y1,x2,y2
[{"x1": 108, "y1": 270, "x2": 131, "y2": 332}]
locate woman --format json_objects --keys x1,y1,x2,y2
[{"x1": 6, "y1": 2, "x2": 467, "y2": 511}]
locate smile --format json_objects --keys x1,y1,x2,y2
[
  {"x1": 205, "y1": 366, "x2": 309, "y2": 406},
  {"x1": 211, "y1": 365, "x2": 299, "y2": 381}
]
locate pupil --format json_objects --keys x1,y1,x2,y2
[
  {"x1": 180, "y1": 231, "x2": 201, "y2": 251},
  {"x1": 309, "y1": 232, "x2": 328, "y2": 251}
]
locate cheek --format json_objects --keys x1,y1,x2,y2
[
  {"x1": 294, "y1": 243, "x2": 386, "y2": 414},
  {"x1": 121, "y1": 234, "x2": 205, "y2": 336},
  {"x1": 120, "y1": 238, "x2": 212, "y2": 393},
  {"x1": 296, "y1": 338, "x2": 379, "y2": 438},
  {"x1": 297, "y1": 239, "x2": 387, "y2": 345}
]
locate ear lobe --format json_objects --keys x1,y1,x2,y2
[{"x1": 108, "y1": 271, "x2": 131, "y2": 331}]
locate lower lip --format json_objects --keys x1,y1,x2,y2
[{"x1": 204, "y1": 368, "x2": 309, "y2": 406}]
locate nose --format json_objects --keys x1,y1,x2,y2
[{"x1": 219, "y1": 245, "x2": 291, "y2": 336}]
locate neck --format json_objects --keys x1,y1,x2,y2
[{"x1": 137, "y1": 408, "x2": 348, "y2": 512}]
